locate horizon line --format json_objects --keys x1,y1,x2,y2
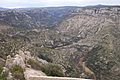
[{"x1": 1, "y1": 4, "x2": 120, "y2": 9}]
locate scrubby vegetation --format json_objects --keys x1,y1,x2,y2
[
  {"x1": 10, "y1": 65, "x2": 25, "y2": 80},
  {"x1": 27, "y1": 59, "x2": 44, "y2": 70},
  {"x1": 86, "y1": 44, "x2": 118, "y2": 80},
  {"x1": 0, "y1": 66, "x2": 7, "y2": 80},
  {"x1": 0, "y1": 75, "x2": 7, "y2": 80},
  {"x1": 27, "y1": 59, "x2": 64, "y2": 77},
  {"x1": 0, "y1": 66, "x2": 3, "y2": 74},
  {"x1": 28, "y1": 47, "x2": 53, "y2": 62},
  {"x1": 42, "y1": 63, "x2": 64, "y2": 77}
]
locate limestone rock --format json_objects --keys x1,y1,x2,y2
[
  {"x1": 18, "y1": 50, "x2": 26, "y2": 61},
  {"x1": 5, "y1": 54, "x2": 25, "y2": 69},
  {"x1": 5, "y1": 55, "x2": 13, "y2": 69},
  {"x1": 18, "y1": 50, "x2": 32, "y2": 61},
  {"x1": 36, "y1": 57, "x2": 48, "y2": 64},
  {"x1": 24, "y1": 68, "x2": 46, "y2": 80},
  {"x1": 12, "y1": 54, "x2": 25, "y2": 68},
  {"x1": 24, "y1": 51, "x2": 32, "y2": 60},
  {"x1": 7, "y1": 72, "x2": 13, "y2": 80}
]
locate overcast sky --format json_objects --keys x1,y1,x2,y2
[{"x1": 0, "y1": 0, "x2": 120, "y2": 8}]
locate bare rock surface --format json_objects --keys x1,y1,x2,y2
[
  {"x1": 28, "y1": 76, "x2": 88, "y2": 80},
  {"x1": 5, "y1": 54, "x2": 25, "y2": 69},
  {"x1": 24, "y1": 68, "x2": 46, "y2": 80}
]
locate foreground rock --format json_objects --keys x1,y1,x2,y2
[
  {"x1": 24, "y1": 68, "x2": 46, "y2": 80},
  {"x1": 5, "y1": 54, "x2": 25, "y2": 69},
  {"x1": 28, "y1": 76, "x2": 88, "y2": 80}
]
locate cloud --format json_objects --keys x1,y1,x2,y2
[{"x1": 0, "y1": 0, "x2": 119, "y2": 8}]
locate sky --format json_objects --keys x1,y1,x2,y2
[{"x1": 0, "y1": 0, "x2": 120, "y2": 8}]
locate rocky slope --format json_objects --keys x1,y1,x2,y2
[
  {"x1": 0, "y1": 6, "x2": 120, "y2": 80},
  {"x1": 0, "y1": 7, "x2": 78, "y2": 28},
  {"x1": 56, "y1": 7, "x2": 120, "y2": 80}
]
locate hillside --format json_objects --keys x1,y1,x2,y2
[
  {"x1": 57, "y1": 6, "x2": 120, "y2": 80},
  {"x1": 0, "y1": 6, "x2": 120, "y2": 80},
  {"x1": 0, "y1": 7, "x2": 78, "y2": 28}
]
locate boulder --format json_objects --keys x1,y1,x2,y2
[
  {"x1": 24, "y1": 68, "x2": 46, "y2": 80},
  {"x1": 5, "y1": 55, "x2": 13, "y2": 69},
  {"x1": 5, "y1": 54, "x2": 25, "y2": 69},
  {"x1": 12, "y1": 54, "x2": 25, "y2": 68}
]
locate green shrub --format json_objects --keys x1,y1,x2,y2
[
  {"x1": 0, "y1": 66, "x2": 3, "y2": 74},
  {"x1": 0, "y1": 75, "x2": 7, "y2": 80},
  {"x1": 0, "y1": 66, "x2": 7, "y2": 80},
  {"x1": 27, "y1": 59, "x2": 44, "y2": 70},
  {"x1": 37, "y1": 54, "x2": 53, "y2": 62},
  {"x1": 10, "y1": 65, "x2": 25, "y2": 80},
  {"x1": 27, "y1": 59, "x2": 64, "y2": 77},
  {"x1": 42, "y1": 63, "x2": 64, "y2": 77}
]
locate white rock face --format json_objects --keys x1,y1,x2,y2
[
  {"x1": 5, "y1": 50, "x2": 33, "y2": 69},
  {"x1": 36, "y1": 57, "x2": 48, "y2": 64},
  {"x1": 13, "y1": 54, "x2": 25, "y2": 68},
  {"x1": 5, "y1": 50, "x2": 49, "y2": 80},
  {"x1": 18, "y1": 50, "x2": 32, "y2": 61},
  {"x1": 5, "y1": 55, "x2": 13, "y2": 69},
  {"x1": 24, "y1": 68, "x2": 46, "y2": 80},
  {"x1": 7, "y1": 72, "x2": 13, "y2": 80},
  {"x1": 24, "y1": 51, "x2": 32, "y2": 60},
  {"x1": 5, "y1": 54, "x2": 25, "y2": 69},
  {"x1": 18, "y1": 50, "x2": 26, "y2": 61}
]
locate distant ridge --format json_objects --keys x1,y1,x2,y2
[
  {"x1": 1, "y1": 4, "x2": 120, "y2": 9},
  {"x1": 0, "y1": 7, "x2": 9, "y2": 11},
  {"x1": 85, "y1": 4, "x2": 120, "y2": 8}
]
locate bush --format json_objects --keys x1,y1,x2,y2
[
  {"x1": 0, "y1": 66, "x2": 7, "y2": 80},
  {"x1": 10, "y1": 65, "x2": 25, "y2": 80},
  {"x1": 0, "y1": 75, "x2": 7, "y2": 80},
  {"x1": 37, "y1": 54, "x2": 53, "y2": 62},
  {"x1": 42, "y1": 63, "x2": 64, "y2": 77},
  {"x1": 27, "y1": 59, "x2": 44, "y2": 70},
  {"x1": 0, "y1": 66, "x2": 3, "y2": 74},
  {"x1": 27, "y1": 59, "x2": 64, "y2": 77}
]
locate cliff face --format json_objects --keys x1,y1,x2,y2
[{"x1": 0, "y1": 6, "x2": 120, "y2": 80}]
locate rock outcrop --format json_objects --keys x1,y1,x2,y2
[
  {"x1": 5, "y1": 54, "x2": 25, "y2": 69},
  {"x1": 24, "y1": 68, "x2": 46, "y2": 80}
]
